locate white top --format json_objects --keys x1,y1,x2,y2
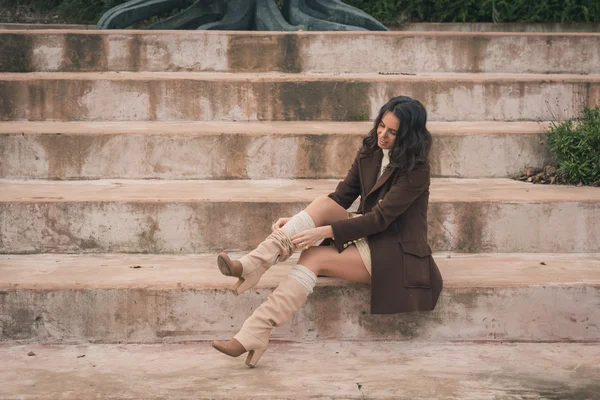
[{"x1": 379, "y1": 149, "x2": 391, "y2": 179}]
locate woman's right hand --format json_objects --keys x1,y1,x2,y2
[{"x1": 272, "y1": 217, "x2": 291, "y2": 232}]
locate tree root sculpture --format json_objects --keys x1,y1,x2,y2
[{"x1": 96, "y1": 0, "x2": 389, "y2": 31}]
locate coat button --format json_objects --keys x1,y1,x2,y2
[{"x1": 343, "y1": 243, "x2": 348, "y2": 249}]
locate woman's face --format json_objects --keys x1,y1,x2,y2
[{"x1": 377, "y1": 111, "x2": 399, "y2": 150}]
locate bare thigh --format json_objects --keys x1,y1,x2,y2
[
  {"x1": 303, "y1": 195, "x2": 350, "y2": 227},
  {"x1": 298, "y1": 245, "x2": 371, "y2": 285}
]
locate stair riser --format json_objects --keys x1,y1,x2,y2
[
  {"x1": 1, "y1": 286, "x2": 598, "y2": 343},
  {"x1": 0, "y1": 132, "x2": 551, "y2": 180},
  {"x1": 1, "y1": 202, "x2": 598, "y2": 253},
  {"x1": 1, "y1": 78, "x2": 597, "y2": 122},
  {"x1": 2, "y1": 31, "x2": 600, "y2": 74}
]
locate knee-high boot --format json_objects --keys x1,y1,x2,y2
[
  {"x1": 212, "y1": 264, "x2": 317, "y2": 367},
  {"x1": 217, "y1": 210, "x2": 317, "y2": 295}
]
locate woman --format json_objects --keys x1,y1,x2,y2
[{"x1": 212, "y1": 96, "x2": 443, "y2": 367}]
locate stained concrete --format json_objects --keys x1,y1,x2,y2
[
  {"x1": 0, "y1": 178, "x2": 599, "y2": 253},
  {"x1": 0, "y1": 120, "x2": 547, "y2": 136},
  {"x1": 3, "y1": 253, "x2": 599, "y2": 290},
  {"x1": 1, "y1": 253, "x2": 599, "y2": 343},
  {"x1": 0, "y1": 121, "x2": 551, "y2": 179},
  {"x1": 1, "y1": 342, "x2": 599, "y2": 399},
  {"x1": 1, "y1": 30, "x2": 600, "y2": 74},
  {"x1": 0, "y1": 26, "x2": 598, "y2": 398},
  {"x1": 1, "y1": 72, "x2": 598, "y2": 122},
  {"x1": 3, "y1": 178, "x2": 599, "y2": 205}
]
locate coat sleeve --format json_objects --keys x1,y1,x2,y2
[
  {"x1": 327, "y1": 150, "x2": 362, "y2": 210},
  {"x1": 330, "y1": 164, "x2": 430, "y2": 253}
]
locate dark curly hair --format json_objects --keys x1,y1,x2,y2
[{"x1": 361, "y1": 96, "x2": 432, "y2": 173}]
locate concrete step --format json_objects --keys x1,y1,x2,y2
[
  {"x1": 1, "y1": 253, "x2": 599, "y2": 343},
  {"x1": 1, "y1": 178, "x2": 599, "y2": 254},
  {"x1": 0, "y1": 121, "x2": 551, "y2": 180},
  {"x1": 1, "y1": 72, "x2": 598, "y2": 122},
  {"x1": 2, "y1": 30, "x2": 599, "y2": 74},
  {"x1": 1, "y1": 342, "x2": 599, "y2": 399}
]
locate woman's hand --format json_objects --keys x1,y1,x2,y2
[
  {"x1": 272, "y1": 217, "x2": 291, "y2": 232},
  {"x1": 291, "y1": 226, "x2": 334, "y2": 250}
]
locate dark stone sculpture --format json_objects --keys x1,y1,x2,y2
[{"x1": 96, "y1": 0, "x2": 389, "y2": 31}]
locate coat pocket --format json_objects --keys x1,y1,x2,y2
[{"x1": 400, "y1": 240, "x2": 432, "y2": 289}]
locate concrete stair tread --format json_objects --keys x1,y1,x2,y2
[
  {"x1": 1, "y1": 342, "x2": 599, "y2": 399},
  {"x1": 0, "y1": 120, "x2": 550, "y2": 136},
  {"x1": 2, "y1": 178, "x2": 600, "y2": 203},
  {"x1": 1, "y1": 253, "x2": 599, "y2": 290},
  {"x1": 3, "y1": 71, "x2": 600, "y2": 81}
]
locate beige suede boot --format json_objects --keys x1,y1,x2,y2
[
  {"x1": 217, "y1": 211, "x2": 316, "y2": 295},
  {"x1": 217, "y1": 229, "x2": 295, "y2": 295},
  {"x1": 212, "y1": 265, "x2": 317, "y2": 367}
]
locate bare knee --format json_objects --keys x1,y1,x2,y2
[
  {"x1": 306, "y1": 195, "x2": 346, "y2": 226},
  {"x1": 297, "y1": 247, "x2": 323, "y2": 275},
  {"x1": 308, "y1": 195, "x2": 331, "y2": 212}
]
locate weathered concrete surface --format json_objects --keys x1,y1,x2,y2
[
  {"x1": 2, "y1": 30, "x2": 600, "y2": 74},
  {"x1": 0, "y1": 178, "x2": 599, "y2": 253},
  {"x1": 1, "y1": 253, "x2": 599, "y2": 343},
  {"x1": 4, "y1": 253, "x2": 599, "y2": 291},
  {"x1": 1, "y1": 72, "x2": 598, "y2": 122},
  {"x1": 1, "y1": 342, "x2": 600, "y2": 399},
  {"x1": 0, "y1": 121, "x2": 551, "y2": 179}
]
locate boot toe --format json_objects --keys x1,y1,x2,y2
[{"x1": 211, "y1": 339, "x2": 247, "y2": 358}]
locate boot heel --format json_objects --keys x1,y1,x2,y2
[
  {"x1": 245, "y1": 347, "x2": 266, "y2": 368},
  {"x1": 232, "y1": 274, "x2": 258, "y2": 295}
]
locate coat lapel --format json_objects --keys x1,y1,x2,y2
[
  {"x1": 367, "y1": 166, "x2": 394, "y2": 198},
  {"x1": 359, "y1": 149, "x2": 382, "y2": 196}
]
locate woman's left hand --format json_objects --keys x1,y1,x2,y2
[{"x1": 291, "y1": 226, "x2": 333, "y2": 250}]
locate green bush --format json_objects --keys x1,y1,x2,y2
[
  {"x1": 547, "y1": 106, "x2": 600, "y2": 186},
  {"x1": 344, "y1": 0, "x2": 600, "y2": 24},
  {"x1": 1, "y1": 0, "x2": 131, "y2": 24},
  {"x1": 8, "y1": 0, "x2": 600, "y2": 25},
  {"x1": 53, "y1": 0, "x2": 131, "y2": 25}
]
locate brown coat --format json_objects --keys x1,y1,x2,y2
[{"x1": 327, "y1": 148, "x2": 443, "y2": 314}]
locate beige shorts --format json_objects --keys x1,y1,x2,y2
[{"x1": 347, "y1": 212, "x2": 372, "y2": 275}]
